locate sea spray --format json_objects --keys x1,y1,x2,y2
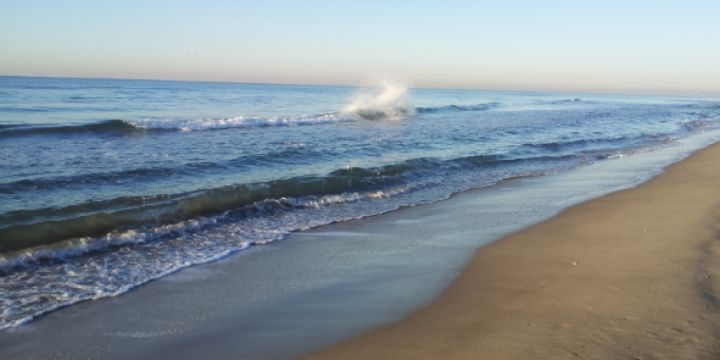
[{"x1": 343, "y1": 82, "x2": 415, "y2": 120}]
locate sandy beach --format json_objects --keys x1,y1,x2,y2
[{"x1": 309, "y1": 143, "x2": 720, "y2": 359}]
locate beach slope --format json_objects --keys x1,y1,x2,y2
[{"x1": 309, "y1": 144, "x2": 720, "y2": 359}]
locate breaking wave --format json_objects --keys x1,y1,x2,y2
[
  {"x1": 0, "y1": 90, "x2": 509, "y2": 138},
  {"x1": 342, "y1": 82, "x2": 415, "y2": 120},
  {"x1": 0, "y1": 151, "x2": 618, "y2": 265},
  {"x1": 0, "y1": 114, "x2": 352, "y2": 137},
  {"x1": 126, "y1": 114, "x2": 351, "y2": 131}
]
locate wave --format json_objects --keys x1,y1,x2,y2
[
  {"x1": 0, "y1": 147, "x2": 328, "y2": 196},
  {"x1": 0, "y1": 152, "x2": 597, "y2": 261},
  {"x1": 0, "y1": 182, "x2": 417, "y2": 332},
  {"x1": 126, "y1": 114, "x2": 351, "y2": 131},
  {"x1": 416, "y1": 102, "x2": 500, "y2": 114},
  {"x1": 0, "y1": 167, "x2": 192, "y2": 195},
  {"x1": 520, "y1": 117, "x2": 720, "y2": 154},
  {"x1": 0, "y1": 119, "x2": 139, "y2": 137},
  {"x1": 542, "y1": 98, "x2": 584, "y2": 105},
  {"x1": 0, "y1": 101, "x2": 494, "y2": 138},
  {"x1": 0, "y1": 183, "x2": 416, "y2": 273},
  {"x1": 0, "y1": 140, "x2": 657, "y2": 332},
  {"x1": 522, "y1": 136, "x2": 633, "y2": 152},
  {"x1": 0, "y1": 114, "x2": 353, "y2": 138},
  {"x1": 0, "y1": 93, "x2": 508, "y2": 139},
  {"x1": 0, "y1": 165, "x2": 412, "y2": 255},
  {"x1": 2, "y1": 128, "x2": 663, "y2": 244},
  {"x1": 0, "y1": 193, "x2": 180, "y2": 228},
  {"x1": 0, "y1": 107, "x2": 53, "y2": 113},
  {"x1": 342, "y1": 82, "x2": 415, "y2": 120},
  {"x1": 681, "y1": 119, "x2": 717, "y2": 131}
]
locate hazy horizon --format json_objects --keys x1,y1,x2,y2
[
  {"x1": 3, "y1": 74, "x2": 719, "y2": 99},
  {"x1": 2, "y1": 1, "x2": 719, "y2": 96}
]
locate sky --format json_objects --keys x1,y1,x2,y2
[{"x1": 1, "y1": 0, "x2": 719, "y2": 95}]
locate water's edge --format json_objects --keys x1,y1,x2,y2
[{"x1": 1, "y1": 131, "x2": 718, "y2": 360}]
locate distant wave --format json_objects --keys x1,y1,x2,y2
[
  {"x1": 416, "y1": 102, "x2": 501, "y2": 113},
  {"x1": 342, "y1": 82, "x2": 415, "y2": 120},
  {"x1": 0, "y1": 119, "x2": 138, "y2": 137},
  {"x1": 0, "y1": 98, "x2": 506, "y2": 138},
  {"x1": 341, "y1": 82, "x2": 501, "y2": 117},
  {"x1": 543, "y1": 98, "x2": 584, "y2": 105},
  {"x1": 520, "y1": 123, "x2": 712, "y2": 153},
  {"x1": 127, "y1": 114, "x2": 351, "y2": 131},
  {"x1": 0, "y1": 114, "x2": 353, "y2": 137},
  {"x1": 0, "y1": 166, "x2": 195, "y2": 195}
]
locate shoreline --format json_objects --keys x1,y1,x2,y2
[
  {"x1": 308, "y1": 143, "x2": 720, "y2": 359},
  {"x1": 1, "y1": 135, "x2": 719, "y2": 359}
]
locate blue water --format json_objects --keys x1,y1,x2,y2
[{"x1": 0, "y1": 76, "x2": 719, "y2": 331}]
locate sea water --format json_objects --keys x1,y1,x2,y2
[{"x1": 0, "y1": 76, "x2": 719, "y2": 330}]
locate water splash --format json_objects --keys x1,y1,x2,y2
[{"x1": 343, "y1": 82, "x2": 414, "y2": 120}]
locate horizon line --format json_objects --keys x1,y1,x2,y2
[{"x1": 1, "y1": 73, "x2": 718, "y2": 100}]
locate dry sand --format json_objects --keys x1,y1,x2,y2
[{"x1": 309, "y1": 144, "x2": 720, "y2": 359}]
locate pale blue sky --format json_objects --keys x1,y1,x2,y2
[{"x1": 1, "y1": 0, "x2": 719, "y2": 95}]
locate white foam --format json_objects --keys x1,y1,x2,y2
[
  {"x1": 0, "y1": 184, "x2": 428, "y2": 332},
  {"x1": 343, "y1": 82, "x2": 415, "y2": 120},
  {"x1": 0, "y1": 215, "x2": 227, "y2": 273},
  {"x1": 121, "y1": 84, "x2": 416, "y2": 131},
  {"x1": 126, "y1": 114, "x2": 352, "y2": 131}
]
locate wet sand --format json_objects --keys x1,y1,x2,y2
[{"x1": 309, "y1": 143, "x2": 720, "y2": 359}]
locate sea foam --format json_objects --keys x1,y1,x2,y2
[
  {"x1": 127, "y1": 113, "x2": 351, "y2": 131},
  {"x1": 343, "y1": 82, "x2": 415, "y2": 120}
]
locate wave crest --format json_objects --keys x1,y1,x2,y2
[
  {"x1": 127, "y1": 114, "x2": 350, "y2": 131},
  {"x1": 0, "y1": 120, "x2": 137, "y2": 137},
  {"x1": 0, "y1": 114, "x2": 352, "y2": 138},
  {"x1": 343, "y1": 82, "x2": 415, "y2": 120},
  {"x1": 416, "y1": 102, "x2": 500, "y2": 113}
]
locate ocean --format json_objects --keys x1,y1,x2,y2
[{"x1": 1, "y1": 76, "x2": 719, "y2": 331}]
